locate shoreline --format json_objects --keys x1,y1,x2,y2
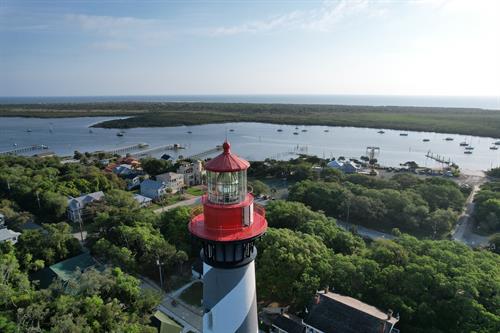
[{"x1": 1, "y1": 101, "x2": 499, "y2": 138}]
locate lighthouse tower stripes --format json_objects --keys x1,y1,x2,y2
[{"x1": 189, "y1": 141, "x2": 267, "y2": 333}]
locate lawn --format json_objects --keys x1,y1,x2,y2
[
  {"x1": 179, "y1": 281, "x2": 203, "y2": 307},
  {"x1": 185, "y1": 186, "x2": 204, "y2": 196}
]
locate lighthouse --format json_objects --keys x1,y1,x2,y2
[{"x1": 189, "y1": 141, "x2": 267, "y2": 333}]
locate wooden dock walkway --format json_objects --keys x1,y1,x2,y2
[
  {"x1": 426, "y1": 150, "x2": 453, "y2": 165},
  {"x1": 131, "y1": 144, "x2": 185, "y2": 158},
  {"x1": 186, "y1": 146, "x2": 223, "y2": 160},
  {"x1": 99, "y1": 143, "x2": 149, "y2": 155},
  {"x1": 0, "y1": 144, "x2": 48, "y2": 156}
]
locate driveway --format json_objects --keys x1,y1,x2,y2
[
  {"x1": 452, "y1": 185, "x2": 490, "y2": 247},
  {"x1": 336, "y1": 220, "x2": 395, "y2": 241},
  {"x1": 154, "y1": 196, "x2": 202, "y2": 214}
]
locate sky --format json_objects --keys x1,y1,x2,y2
[{"x1": 0, "y1": 0, "x2": 499, "y2": 97}]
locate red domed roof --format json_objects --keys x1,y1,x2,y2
[{"x1": 205, "y1": 141, "x2": 250, "y2": 172}]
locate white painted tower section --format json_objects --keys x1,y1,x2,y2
[{"x1": 202, "y1": 262, "x2": 258, "y2": 333}]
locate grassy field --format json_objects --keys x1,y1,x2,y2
[
  {"x1": 179, "y1": 281, "x2": 203, "y2": 307},
  {"x1": 1, "y1": 102, "x2": 499, "y2": 137}
]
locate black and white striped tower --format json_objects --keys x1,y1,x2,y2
[{"x1": 189, "y1": 141, "x2": 267, "y2": 333}]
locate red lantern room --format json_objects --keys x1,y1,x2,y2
[{"x1": 189, "y1": 141, "x2": 267, "y2": 267}]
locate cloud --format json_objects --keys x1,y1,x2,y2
[
  {"x1": 66, "y1": 14, "x2": 157, "y2": 37},
  {"x1": 91, "y1": 40, "x2": 130, "y2": 51},
  {"x1": 208, "y1": 0, "x2": 372, "y2": 36}
]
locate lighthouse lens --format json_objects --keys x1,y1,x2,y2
[{"x1": 207, "y1": 170, "x2": 247, "y2": 204}]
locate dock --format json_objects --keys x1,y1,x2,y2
[
  {"x1": 186, "y1": 146, "x2": 223, "y2": 160},
  {"x1": 131, "y1": 144, "x2": 185, "y2": 158},
  {"x1": 0, "y1": 144, "x2": 48, "y2": 156},
  {"x1": 99, "y1": 143, "x2": 149, "y2": 155},
  {"x1": 426, "y1": 150, "x2": 453, "y2": 165}
]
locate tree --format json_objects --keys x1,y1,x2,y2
[
  {"x1": 425, "y1": 209, "x2": 458, "y2": 237},
  {"x1": 158, "y1": 206, "x2": 193, "y2": 255},
  {"x1": 16, "y1": 222, "x2": 81, "y2": 269},
  {"x1": 141, "y1": 157, "x2": 173, "y2": 176},
  {"x1": 249, "y1": 180, "x2": 270, "y2": 196},
  {"x1": 265, "y1": 200, "x2": 328, "y2": 230},
  {"x1": 298, "y1": 218, "x2": 365, "y2": 255},
  {"x1": 257, "y1": 228, "x2": 333, "y2": 308},
  {"x1": 40, "y1": 191, "x2": 68, "y2": 218}
]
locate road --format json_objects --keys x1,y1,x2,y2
[
  {"x1": 154, "y1": 196, "x2": 202, "y2": 214},
  {"x1": 452, "y1": 185, "x2": 490, "y2": 247},
  {"x1": 140, "y1": 276, "x2": 202, "y2": 333},
  {"x1": 336, "y1": 220, "x2": 395, "y2": 241},
  {"x1": 337, "y1": 183, "x2": 489, "y2": 247}
]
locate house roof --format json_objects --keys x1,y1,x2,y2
[
  {"x1": 67, "y1": 191, "x2": 105, "y2": 210},
  {"x1": 271, "y1": 314, "x2": 305, "y2": 333},
  {"x1": 141, "y1": 179, "x2": 166, "y2": 190},
  {"x1": 205, "y1": 141, "x2": 250, "y2": 172},
  {"x1": 123, "y1": 172, "x2": 141, "y2": 180},
  {"x1": 327, "y1": 160, "x2": 343, "y2": 168},
  {"x1": 134, "y1": 194, "x2": 152, "y2": 204},
  {"x1": 157, "y1": 172, "x2": 183, "y2": 180},
  {"x1": 0, "y1": 228, "x2": 20, "y2": 242},
  {"x1": 304, "y1": 291, "x2": 398, "y2": 333},
  {"x1": 49, "y1": 252, "x2": 98, "y2": 281}
]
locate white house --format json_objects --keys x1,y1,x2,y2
[
  {"x1": 156, "y1": 172, "x2": 185, "y2": 193},
  {"x1": 140, "y1": 179, "x2": 168, "y2": 201},
  {"x1": 177, "y1": 160, "x2": 205, "y2": 186},
  {"x1": 326, "y1": 160, "x2": 359, "y2": 174},
  {"x1": 133, "y1": 194, "x2": 153, "y2": 207},
  {"x1": 67, "y1": 191, "x2": 105, "y2": 223},
  {"x1": 0, "y1": 228, "x2": 21, "y2": 244}
]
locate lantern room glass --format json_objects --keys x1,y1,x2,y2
[{"x1": 207, "y1": 170, "x2": 247, "y2": 204}]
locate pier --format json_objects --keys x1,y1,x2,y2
[
  {"x1": 0, "y1": 144, "x2": 48, "y2": 156},
  {"x1": 131, "y1": 144, "x2": 185, "y2": 158},
  {"x1": 100, "y1": 143, "x2": 149, "y2": 155},
  {"x1": 426, "y1": 150, "x2": 453, "y2": 165},
  {"x1": 186, "y1": 146, "x2": 223, "y2": 160}
]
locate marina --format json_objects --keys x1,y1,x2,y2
[{"x1": 0, "y1": 116, "x2": 499, "y2": 171}]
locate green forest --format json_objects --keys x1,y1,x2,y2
[
  {"x1": 1, "y1": 155, "x2": 499, "y2": 332},
  {"x1": 258, "y1": 201, "x2": 500, "y2": 332}
]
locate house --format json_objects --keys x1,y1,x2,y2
[
  {"x1": 326, "y1": 160, "x2": 359, "y2": 174},
  {"x1": 118, "y1": 156, "x2": 141, "y2": 168},
  {"x1": 140, "y1": 179, "x2": 168, "y2": 201},
  {"x1": 0, "y1": 228, "x2": 21, "y2": 244},
  {"x1": 156, "y1": 172, "x2": 184, "y2": 193},
  {"x1": 342, "y1": 161, "x2": 360, "y2": 174},
  {"x1": 134, "y1": 194, "x2": 153, "y2": 207},
  {"x1": 270, "y1": 313, "x2": 305, "y2": 333},
  {"x1": 303, "y1": 290, "x2": 399, "y2": 333},
  {"x1": 177, "y1": 160, "x2": 205, "y2": 186},
  {"x1": 31, "y1": 252, "x2": 100, "y2": 289},
  {"x1": 113, "y1": 164, "x2": 135, "y2": 176},
  {"x1": 67, "y1": 191, "x2": 105, "y2": 223},
  {"x1": 124, "y1": 173, "x2": 142, "y2": 190},
  {"x1": 150, "y1": 310, "x2": 182, "y2": 333},
  {"x1": 0, "y1": 213, "x2": 5, "y2": 227}
]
